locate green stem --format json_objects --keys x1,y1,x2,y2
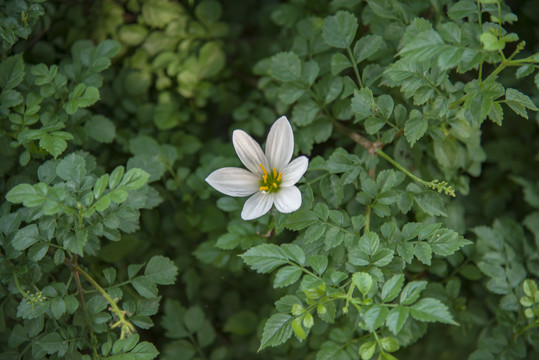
[
  {"x1": 346, "y1": 47, "x2": 364, "y2": 88},
  {"x1": 376, "y1": 149, "x2": 427, "y2": 186},
  {"x1": 376, "y1": 149, "x2": 455, "y2": 197},
  {"x1": 364, "y1": 206, "x2": 371, "y2": 234},
  {"x1": 75, "y1": 265, "x2": 136, "y2": 339},
  {"x1": 13, "y1": 274, "x2": 33, "y2": 301}
]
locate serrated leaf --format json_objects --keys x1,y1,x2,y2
[
  {"x1": 404, "y1": 110, "x2": 427, "y2": 147},
  {"x1": 12, "y1": 224, "x2": 40, "y2": 250},
  {"x1": 132, "y1": 276, "x2": 158, "y2": 299},
  {"x1": 259, "y1": 313, "x2": 293, "y2": 350},
  {"x1": 322, "y1": 11, "x2": 358, "y2": 48},
  {"x1": 352, "y1": 272, "x2": 373, "y2": 296},
  {"x1": 354, "y1": 34, "x2": 382, "y2": 63},
  {"x1": 0, "y1": 54, "x2": 25, "y2": 90},
  {"x1": 274, "y1": 265, "x2": 302, "y2": 288},
  {"x1": 39, "y1": 134, "x2": 68, "y2": 159},
  {"x1": 400, "y1": 281, "x2": 427, "y2": 305},
  {"x1": 410, "y1": 298, "x2": 458, "y2": 325},
  {"x1": 144, "y1": 256, "x2": 178, "y2": 285},
  {"x1": 271, "y1": 52, "x2": 301, "y2": 82},
  {"x1": 240, "y1": 244, "x2": 289, "y2": 273},
  {"x1": 381, "y1": 274, "x2": 405, "y2": 302},
  {"x1": 429, "y1": 229, "x2": 472, "y2": 256},
  {"x1": 414, "y1": 191, "x2": 447, "y2": 217},
  {"x1": 283, "y1": 209, "x2": 318, "y2": 231},
  {"x1": 386, "y1": 307, "x2": 410, "y2": 335},
  {"x1": 363, "y1": 305, "x2": 389, "y2": 331}
]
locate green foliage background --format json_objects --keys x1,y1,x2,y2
[{"x1": 1, "y1": 0, "x2": 539, "y2": 359}]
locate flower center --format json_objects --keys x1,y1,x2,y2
[{"x1": 259, "y1": 164, "x2": 282, "y2": 193}]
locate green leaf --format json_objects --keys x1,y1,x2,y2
[
  {"x1": 144, "y1": 256, "x2": 178, "y2": 285},
  {"x1": 132, "y1": 276, "x2": 158, "y2": 299},
  {"x1": 118, "y1": 24, "x2": 148, "y2": 46},
  {"x1": 322, "y1": 11, "x2": 358, "y2": 48},
  {"x1": 198, "y1": 42, "x2": 226, "y2": 79},
  {"x1": 6, "y1": 184, "x2": 42, "y2": 206},
  {"x1": 410, "y1": 298, "x2": 458, "y2": 325},
  {"x1": 352, "y1": 272, "x2": 373, "y2": 296},
  {"x1": 184, "y1": 306, "x2": 205, "y2": 333},
  {"x1": 36, "y1": 332, "x2": 68, "y2": 356},
  {"x1": 380, "y1": 337, "x2": 399, "y2": 352},
  {"x1": 39, "y1": 134, "x2": 68, "y2": 159},
  {"x1": 381, "y1": 274, "x2": 405, "y2": 302},
  {"x1": 399, "y1": 30, "x2": 444, "y2": 60},
  {"x1": 85, "y1": 115, "x2": 116, "y2": 143},
  {"x1": 283, "y1": 209, "x2": 318, "y2": 231},
  {"x1": 359, "y1": 341, "x2": 376, "y2": 360},
  {"x1": 241, "y1": 244, "x2": 289, "y2": 273},
  {"x1": 270, "y1": 52, "x2": 301, "y2": 82},
  {"x1": 331, "y1": 53, "x2": 352, "y2": 75},
  {"x1": 292, "y1": 99, "x2": 319, "y2": 126},
  {"x1": 354, "y1": 34, "x2": 382, "y2": 63},
  {"x1": 12, "y1": 224, "x2": 40, "y2": 250},
  {"x1": 291, "y1": 317, "x2": 306, "y2": 340},
  {"x1": 404, "y1": 110, "x2": 427, "y2": 147},
  {"x1": 56, "y1": 153, "x2": 86, "y2": 183},
  {"x1": 141, "y1": 0, "x2": 182, "y2": 28},
  {"x1": 429, "y1": 229, "x2": 472, "y2": 256},
  {"x1": 302, "y1": 60, "x2": 319, "y2": 86},
  {"x1": 308, "y1": 255, "x2": 328, "y2": 275},
  {"x1": 480, "y1": 32, "x2": 504, "y2": 51},
  {"x1": 437, "y1": 46, "x2": 463, "y2": 70},
  {"x1": 278, "y1": 82, "x2": 305, "y2": 105},
  {"x1": 386, "y1": 307, "x2": 410, "y2": 334},
  {"x1": 351, "y1": 88, "x2": 375, "y2": 120},
  {"x1": 505, "y1": 88, "x2": 538, "y2": 119},
  {"x1": 414, "y1": 242, "x2": 432, "y2": 265},
  {"x1": 274, "y1": 265, "x2": 302, "y2": 288},
  {"x1": 400, "y1": 281, "x2": 427, "y2": 305},
  {"x1": 448, "y1": 0, "x2": 477, "y2": 20},
  {"x1": 119, "y1": 168, "x2": 150, "y2": 190},
  {"x1": 195, "y1": 0, "x2": 222, "y2": 24},
  {"x1": 0, "y1": 54, "x2": 25, "y2": 90},
  {"x1": 376, "y1": 95, "x2": 394, "y2": 119},
  {"x1": 414, "y1": 191, "x2": 447, "y2": 217},
  {"x1": 363, "y1": 305, "x2": 389, "y2": 331},
  {"x1": 259, "y1": 313, "x2": 293, "y2": 350}
]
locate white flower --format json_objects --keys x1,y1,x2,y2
[{"x1": 206, "y1": 116, "x2": 309, "y2": 220}]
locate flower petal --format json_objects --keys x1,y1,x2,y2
[
  {"x1": 274, "y1": 186, "x2": 302, "y2": 213},
  {"x1": 265, "y1": 116, "x2": 294, "y2": 172},
  {"x1": 233, "y1": 130, "x2": 270, "y2": 175},
  {"x1": 206, "y1": 167, "x2": 260, "y2": 197},
  {"x1": 241, "y1": 192, "x2": 274, "y2": 220},
  {"x1": 281, "y1": 156, "x2": 309, "y2": 187}
]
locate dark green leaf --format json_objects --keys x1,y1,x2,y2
[
  {"x1": 410, "y1": 298, "x2": 458, "y2": 325},
  {"x1": 259, "y1": 313, "x2": 293, "y2": 350}
]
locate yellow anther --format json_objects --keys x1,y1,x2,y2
[
  {"x1": 277, "y1": 172, "x2": 282, "y2": 181},
  {"x1": 259, "y1": 186, "x2": 269, "y2": 191},
  {"x1": 273, "y1": 168, "x2": 277, "y2": 177},
  {"x1": 259, "y1": 164, "x2": 268, "y2": 176},
  {"x1": 273, "y1": 182, "x2": 277, "y2": 189}
]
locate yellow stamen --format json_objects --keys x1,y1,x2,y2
[
  {"x1": 273, "y1": 168, "x2": 277, "y2": 178},
  {"x1": 273, "y1": 182, "x2": 277, "y2": 189},
  {"x1": 263, "y1": 174, "x2": 267, "y2": 182},
  {"x1": 259, "y1": 164, "x2": 268, "y2": 176},
  {"x1": 277, "y1": 172, "x2": 282, "y2": 181},
  {"x1": 259, "y1": 186, "x2": 269, "y2": 191}
]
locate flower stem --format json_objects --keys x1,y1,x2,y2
[
  {"x1": 74, "y1": 265, "x2": 136, "y2": 339},
  {"x1": 376, "y1": 149, "x2": 455, "y2": 197}
]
